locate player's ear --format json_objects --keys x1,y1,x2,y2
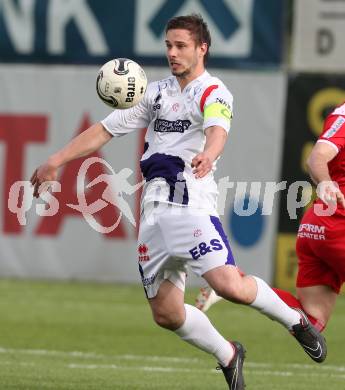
[
  {"x1": 199, "y1": 42, "x2": 208, "y2": 59},
  {"x1": 200, "y1": 42, "x2": 207, "y2": 54}
]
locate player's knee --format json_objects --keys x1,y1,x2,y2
[
  {"x1": 152, "y1": 310, "x2": 184, "y2": 330},
  {"x1": 214, "y1": 282, "x2": 246, "y2": 304}
]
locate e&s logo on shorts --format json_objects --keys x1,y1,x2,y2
[{"x1": 189, "y1": 239, "x2": 223, "y2": 260}]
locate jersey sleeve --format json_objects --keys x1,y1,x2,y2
[
  {"x1": 318, "y1": 114, "x2": 345, "y2": 152},
  {"x1": 200, "y1": 83, "x2": 233, "y2": 133},
  {"x1": 101, "y1": 82, "x2": 156, "y2": 137}
]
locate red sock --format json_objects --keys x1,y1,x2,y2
[
  {"x1": 273, "y1": 288, "x2": 325, "y2": 332},
  {"x1": 273, "y1": 288, "x2": 302, "y2": 308}
]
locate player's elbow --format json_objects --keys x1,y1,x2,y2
[
  {"x1": 306, "y1": 150, "x2": 326, "y2": 177},
  {"x1": 305, "y1": 154, "x2": 313, "y2": 174}
]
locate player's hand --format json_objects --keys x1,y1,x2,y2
[
  {"x1": 316, "y1": 180, "x2": 345, "y2": 208},
  {"x1": 30, "y1": 162, "x2": 58, "y2": 198},
  {"x1": 191, "y1": 152, "x2": 213, "y2": 179}
]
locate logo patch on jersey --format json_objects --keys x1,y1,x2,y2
[
  {"x1": 193, "y1": 229, "x2": 202, "y2": 237},
  {"x1": 141, "y1": 273, "x2": 156, "y2": 287},
  {"x1": 153, "y1": 93, "x2": 162, "y2": 111},
  {"x1": 189, "y1": 239, "x2": 223, "y2": 260},
  {"x1": 172, "y1": 103, "x2": 180, "y2": 112},
  {"x1": 138, "y1": 243, "x2": 150, "y2": 261},
  {"x1": 154, "y1": 119, "x2": 191, "y2": 133},
  {"x1": 323, "y1": 117, "x2": 345, "y2": 138},
  {"x1": 216, "y1": 97, "x2": 231, "y2": 110},
  {"x1": 297, "y1": 224, "x2": 326, "y2": 240}
]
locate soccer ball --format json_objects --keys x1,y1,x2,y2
[{"x1": 96, "y1": 58, "x2": 147, "y2": 109}]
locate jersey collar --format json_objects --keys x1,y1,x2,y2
[{"x1": 173, "y1": 70, "x2": 210, "y2": 94}]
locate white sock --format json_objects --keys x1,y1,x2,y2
[
  {"x1": 174, "y1": 304, "x2": 234, "y2": 366},
  {"x1": 250, "y1": 276, "x2": 301, "y2": 329}
]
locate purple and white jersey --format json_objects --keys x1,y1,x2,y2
[{"x1": 101, "y1": 70, "x2": 233, "y2": 215}]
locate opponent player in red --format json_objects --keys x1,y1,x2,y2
[
  {"x1": 197, "y1": 102, "x2": 345, "y2": 335},
  {"x1": 280, "y1": 101, "x2": 345, "y2": 332}
]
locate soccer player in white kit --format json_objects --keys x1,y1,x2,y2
[{"x1": 31, "y1": 14, "x2": 326, "y2": 390}]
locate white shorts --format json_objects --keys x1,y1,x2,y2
[{"x1": 137, "y1": 203, "x2": 236, "y2": 298}]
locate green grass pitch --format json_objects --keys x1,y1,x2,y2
[{"x1": 0, "y1": 279, "x2": 344, "y2": 389}]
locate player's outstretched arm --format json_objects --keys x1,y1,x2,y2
[
  {"x1": 31, "y1": 122, "x2": 112, "y2": 198},
  {"x1": 192, "y1": 126, "x2": 227, "y2": 179},
  {"x1": 307, "y1": 142, "x2": 345, "y2": 207}
]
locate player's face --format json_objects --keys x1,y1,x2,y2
[{"x1": 165, "y1": 29, "x2": 206, "y2": 79}]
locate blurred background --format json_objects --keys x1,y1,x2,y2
[
  {"x1": 1, "y1": 0, "x2": 345, "y2": 292},
  {"x1": 1, "y1": 1, "x2": 345, "y2": 389}
]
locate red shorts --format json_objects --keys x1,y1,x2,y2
[{"x1": 296, "y1": 206, "x2": 345, "y2": 294}]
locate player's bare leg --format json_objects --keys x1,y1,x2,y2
[
  {"x1": 148, "y1": 279, "x2": 246, "y2": 389},
  {"x1": 203, "y1": 266, "x2": 257, "y2": 304},
  {"x1": 148, "y1": 279, "x2": 186, "y2": 330},
  {"x1": 272, "y1": 288, "x2": 326, "y2": 332},
  {"x1": 297, "y1": 285, "x2": 337, "y2": 328},
  {"x1": 203, "y1": 265, "x2": 327, "y2": 363}
]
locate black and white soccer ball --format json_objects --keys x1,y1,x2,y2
[{"x1": 96, "y1": 58, "x2": 147, "y2": 109}]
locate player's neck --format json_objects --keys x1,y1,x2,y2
[{"x1": 177, "y1": 66, "x2": 205, "y2": 91}]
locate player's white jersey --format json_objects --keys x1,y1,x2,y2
[{"x1": 101, "y1": 71, "x2": 233, "y2": 215}]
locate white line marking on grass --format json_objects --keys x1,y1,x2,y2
[
  {"x1": 0, "y1": 347, "x2": 199, "y2": 363},
  {"x1": 67, "y1": 363, "x2": 345, "y2": 380},
  {"x1": 0, "y1": 346, "x2": 100, "y2": 358},
  {"x1": 69, "y1": 363, "x2": 198, "y2": 373},
  {"x1": 1, "y1": 346, "x2": 345, "y2": 376},
  {"x1": 0, "y1": 361, "x2": 34, "y2": 367},
  {"x1": 120, "y1": 354, "x2": 200, "y2": 363},
  {"x1": 68, "y1": 363, "x2": 291, "y2": 377}
]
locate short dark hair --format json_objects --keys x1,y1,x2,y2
[{"x1": 165, "y1": 14, "x2": 211, "y2": 65}]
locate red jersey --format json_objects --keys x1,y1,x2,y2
[
  {"x1": 318, "y1": 102, "x2": 345, "y2": 191},
  {"x1": 316, "y1": 102, "x2": 345, "y2": 215},
  {"x1": 296, "y1": 102, "x2": 345, "y2": 293}
]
